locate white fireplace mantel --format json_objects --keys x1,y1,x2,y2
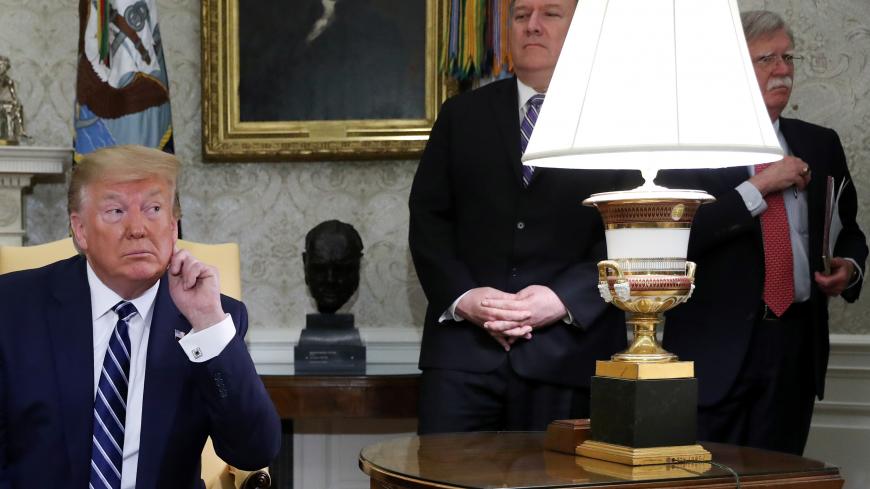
[{"x1": 0, "y1": 145, "x2": 70, "y2": 245}]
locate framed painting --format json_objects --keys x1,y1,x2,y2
[{"x1": 201, "y1": 0, "x2": 452, "y2": 161}]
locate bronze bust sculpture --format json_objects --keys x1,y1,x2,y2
[
  {"x1": 303, "y1": 219, "x2": 364, "y2": 313},
  {"x1": 296, "y1": 220, "x2": 366, "y2": 373}
]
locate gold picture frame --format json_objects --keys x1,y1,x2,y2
[{"x1": 201, "y1": 0, "x2": 451, "y2": 161}]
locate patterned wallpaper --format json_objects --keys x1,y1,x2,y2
[{"x1": 1, "y1": 0, "x2": 868, "y2": 334}]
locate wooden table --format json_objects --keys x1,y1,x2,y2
[
  {"x1": 360, "y1": 432, "x2": 844, "y2": 489},
  {"x1": 260, "y1": 364, "x2": 420, "y2": 419},
  {"x1": 259, "y1": 365, "x2": 421, "y2": 488}
]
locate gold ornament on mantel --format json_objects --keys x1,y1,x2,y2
[{"x1": 0, "y1": 56, "x2": 27, "y2": 145}]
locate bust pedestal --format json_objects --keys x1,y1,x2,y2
[
  {"x1": 0, "y1": 146, "x2": 70, "y2": 245},
  {"x1": 294, "y1": 313, "x2": 366, "y2": 374}
]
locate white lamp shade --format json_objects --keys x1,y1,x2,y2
[{"x1": 522, "y1": 0, "x2": 783, "y2": 170}]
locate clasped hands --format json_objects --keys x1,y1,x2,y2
[{"x1": 456, "y1": 285, "x2": 567, "y2": 351}]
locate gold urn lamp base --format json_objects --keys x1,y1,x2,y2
[
  {"x1": 588, "y1": 187, "x2": 713, "y2": 364},
  {"x1": 576, "y1": 187, "x2": 713, "y2": 466},
  {"x1": 577, "y1": 440, "x2": 711, "y2": 466},
  {"x1": 575, "y1": 454, "x2": 712, "y2": 481}
]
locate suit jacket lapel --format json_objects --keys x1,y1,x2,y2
[
  {"x1": 781, "y1": 117, "x2": 825, "y2": 273},
  {"x1": 489, "y1": 77, "x2": 525, "y2": 187},
  {"x1": 46, "y1": 256, "x2": 95, "y2": 484},
  {"x1": 136, "y1": 277, "x2": 190, "y2": 488}
]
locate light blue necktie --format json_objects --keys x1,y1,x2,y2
[
  {"x1": 520, "y1": 94, "x2": 545, "y2": 187},
  {"x1": 90, "y1": 301, "x2": 137, "y2": 489}
]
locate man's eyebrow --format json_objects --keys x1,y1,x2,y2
[
  {"x1": 144, "y1": 188, "x2": 167, "y2": 199},
  {"x1": 98, "y1": 190, "x2": 125, "y2": 203},
  {"x1": 96, "y1": 187, "x2": 167, "y2": 204}
]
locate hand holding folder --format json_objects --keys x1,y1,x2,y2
[{"x1": 822, "y1": 175, "x2": 847, "y2": 274}]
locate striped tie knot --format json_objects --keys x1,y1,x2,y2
[
  {"x1": 520, "y1": 94, "x2": 545, "y2": 187},
  {"x1": 527, "y1": 93, "x2": 545, "y2": 114},
  {"x1": 90, "y1": 301, "x2": 138, "y2": 489},
  {"x1": 112, "y1": 301, "x2": 138, "y2": 325}
]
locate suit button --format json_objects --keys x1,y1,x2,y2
[{"x1": 517, "y1": 221, "x2": 525, "y2": 230}]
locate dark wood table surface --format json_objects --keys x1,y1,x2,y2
[
  {"x1": 360, "y1": 432, "x2": 844, "y2": 489},
  {"x1": 260, "y1": 364, "x2": 421, "y2": 419}
]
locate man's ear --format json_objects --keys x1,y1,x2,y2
[
  {"x1": 172, "y1": 218, "x2": 179, "y2": 242},
  {"x1": 69, "y1": 213, "x2": 88, "y2": 252}
]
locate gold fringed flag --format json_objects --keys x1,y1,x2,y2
[
  {"x1": 443, "y1": 0, "x2": 512, "y2": 80},
  {"x1": 74, "y1": 0, "x2": 174, "y2": 160},
  {"x1": 491, "y1": 0, "x2": 513, "y2": 75}
]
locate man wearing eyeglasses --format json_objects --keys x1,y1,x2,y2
[{"x1": 658, "y1": 10, "x2": 867, "y2": 455}]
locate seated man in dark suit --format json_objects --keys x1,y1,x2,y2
[
  {"x1": 409, "y1": 0, "x2": 634, "y2": 434},
  {"x1": 0, "y1": 145, "x2": 281, "y2": 488},
  {"x1": 658, "y1": 10, "x2": 867, "y2": 455}
]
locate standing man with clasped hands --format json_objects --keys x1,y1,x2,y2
[
  {"x1": 658, "y1": 10, "x2": 867, "y2": 455},
  {"x1": 0, "y1": 145, "x2": 280, "y2": 488},
  {"x1": 410, "y1": 0, "x2": 635, "y2": 434}
]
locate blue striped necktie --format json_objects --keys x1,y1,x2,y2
[
  {"x1": 90, "y1": 301, "x2": 137, "y2": 489},
  {"x1": 520, "y1": 94, "x2": 545, "y2": 187}
]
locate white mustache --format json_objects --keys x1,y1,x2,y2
[{"x1": 767, "y1": 76, "x2": 793, "y2": 91}]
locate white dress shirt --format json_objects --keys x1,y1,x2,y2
[{"x1": 87, "y1": 263, "x2": 235, "y2": 489}]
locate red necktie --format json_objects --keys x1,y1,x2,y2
[{"x1": 756, "y1": 163, "x2": 794, "y2": 316}]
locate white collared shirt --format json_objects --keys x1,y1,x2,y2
[
  {"x1": 87, "y1": 263, "x2": 235, "y2": 489},
  {"x1": 516, "y1": 78, "x2": 540, "y2": 123}
]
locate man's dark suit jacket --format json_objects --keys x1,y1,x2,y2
[
  {"x1": 658, "y1": 117, "x2": 868, "y2": 406},
  {"x1": 410, "y1": 77, "x2": 635, "y2": 388},
  {"x1": 0, "y1": 255, "x2": 281, "y2": 489}
]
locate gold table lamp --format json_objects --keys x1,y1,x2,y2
[{"x1": 522, "y1": 0, "x2": 784, "y2": 465}]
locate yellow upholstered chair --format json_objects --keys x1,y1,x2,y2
[
  {"x1": 0, "y1": 238, "x2": 241, "y2": 298},
  {"x1": 0, "y1": 237, "x2": 270, "y2": 489},
  {"x1": 0, "y1": 237, "x2": 79, "y2": 274}
]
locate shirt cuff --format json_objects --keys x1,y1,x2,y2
[
  {"x1": 178, "y1": 314, "x2": 235, "y2": 362},
  {"x1": 562, "y1": 308, "x2": 574, "y2": 325},
  {"x1": 844, "y1": 258, "x2": 864, "y2": 289},
  {"x1": 736, "y1": 181, "x2": 767, "y2": 217},
  {"x1": 439, "y1": 291, "x2": 471, "y2": 323}
]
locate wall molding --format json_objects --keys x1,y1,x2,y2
[
  {"x1": 807, "y1": 334, "x2": 870, "y2": 489},
  {"x1": 827, "y1": 334, "x2": 870, "y2": 367},
  {"x1": 248, "y1": 326, "x2": 422, "y2": 374},
  {"x1": 248, "y1": 331, "x2": 870, "y2": 372}
]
